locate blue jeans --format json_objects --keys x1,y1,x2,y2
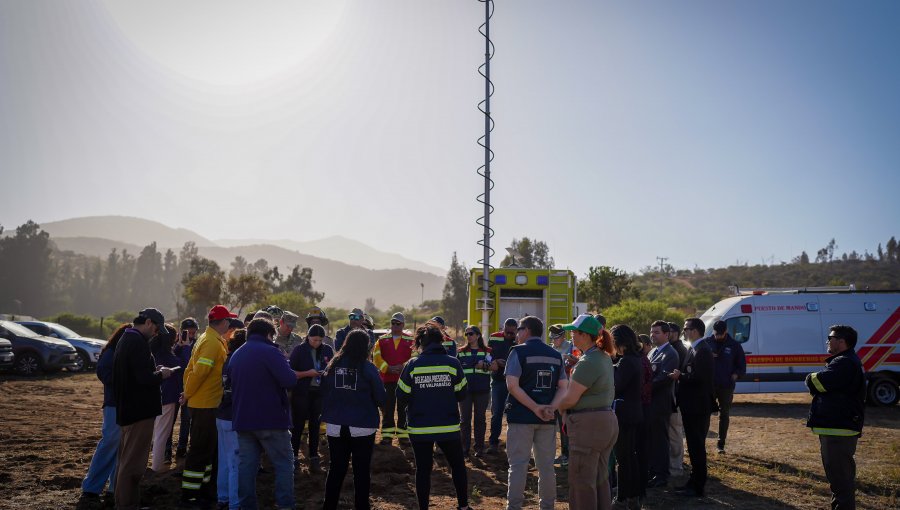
[
  {"x1": 237, "y1": 429, "x2": 294, "y2": 510},
  {"x1": 82, "y1": 406, "x2": 119, "y2": 494},
  {"x1": 216, "y1": 419, "x2": 239, "y2": 509},
  {"x1": 489, "y1": 380, "x2": 508, "y2": 446}
]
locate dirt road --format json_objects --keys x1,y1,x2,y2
[{"x1": 0, "y1": 373, "x2": 897, "y2": 509}]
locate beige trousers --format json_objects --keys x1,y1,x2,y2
[{"x1": 151, "y1": 403, "x2": 177, "y2": 472}]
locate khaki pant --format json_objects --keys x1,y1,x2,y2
[
  {"x1": 115, "y1": 418, "x2": 155, "y2": 510},
  {"x1": 151, "y1": 403, "x2": 177, "y2": 472},
  {"x1": 506, "y1": 423, "x2": 556, "y2": 510},
  {"x1": 668, "y1": 409, "x2": 684, "y2": 475},
  {"x1": 566, "y1": 410, "x2": 618, "y2": 510}
]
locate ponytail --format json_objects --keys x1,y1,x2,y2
[{"x1": 597, "y1": 329, "x2": 615, "y2": 357}]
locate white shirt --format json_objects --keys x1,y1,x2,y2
[{"x1": 325, "y1": 423, "x2": 377, "y2": 438}]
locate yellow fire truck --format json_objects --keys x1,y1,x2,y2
[{"x1": 467, "y1": 267, "x2": 582, "y2": 336}]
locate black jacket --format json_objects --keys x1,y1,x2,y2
[
  {"x1": 289, "y1": 341, "x2": 335, "y2": 396},
  {"x1": 805, "y1": 349, "x2": 866, "y2": 434},
  {"x1": 113, "y1": 328, "x2": 163, "y2": 426},
  {"x1": 614, "y1": 352, "x2": 644, "y2": 425},
  {"x1": 676, "y1": 340, "x2": 715, "y2": 416}
]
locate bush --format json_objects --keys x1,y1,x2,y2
[{"x1": 603, "y1": 299, "x2": 686, "y2": 335}]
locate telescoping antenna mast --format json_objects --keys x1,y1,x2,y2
[{"x1": 476, "y1": 0, "x2": 495, "y2": 334}]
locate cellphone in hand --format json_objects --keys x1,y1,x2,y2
[{"x1": 181, "y1": 330, "x2": 189, "y2": 343}]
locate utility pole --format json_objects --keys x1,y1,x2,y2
[
  {"x1": 656, "y1": 256, "x2": 668, "y2": 294},
  {"x1": 420, "y1": 282, "x2": 424, "y2": 306}
]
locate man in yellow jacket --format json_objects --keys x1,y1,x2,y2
[{"x1": 180, "y1": 305, "x2": 236, "y2": 506}]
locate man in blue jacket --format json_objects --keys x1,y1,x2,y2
[
  {"x1": 709, "y1": 320, "x2": 747, "y2": 454},
  {"x1": 805, "y1": 324, "x2": 865, "y2": 510},
  {"x1": 228, "y1": 318, "x2": 300, "y2": 510}
]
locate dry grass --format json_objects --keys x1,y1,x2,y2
[{"x1": 0, "y1": 375, "x2": 897, "y2": 509}]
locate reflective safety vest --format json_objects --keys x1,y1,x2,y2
[
  {"x1": 442, "y1": 333, "x2": 457, "y2": 357},
  {"x1": 457, "y1": 346, "x2": 492, "y2": 393},
  {"x1": 506, "y1": 338, "x2": 563, "y2": 425},
  {"x1": 397, "y1": 343, "x2": 467, "y2": 442},
  {"x1": 372, "y1": 334, "x2": 414, "y2": 384}
]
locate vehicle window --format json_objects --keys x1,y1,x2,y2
[
  {"x1": 50, "y1": 324, "x2": 80, "y2": 338},
  {"x1": 0, "y1": 321, "x2": 40, "y2": 338},
  {"x1": 725, "y1": 316, "x2": 751, "y2": 344}
]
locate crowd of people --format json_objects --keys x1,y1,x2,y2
[{"x1": 77, "y1": 302, "x2": 865, "y2": 510}]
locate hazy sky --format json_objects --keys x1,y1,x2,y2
[{"x1": 2, "y1": 1, "x2": 898, "y2": 276}]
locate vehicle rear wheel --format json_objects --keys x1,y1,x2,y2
[
  {"x1": 868, "y1": 376, "x2": 899, "y2": 406},
  {"x1": 14, "y1": 352, "x2": 42, "y2": 376}
]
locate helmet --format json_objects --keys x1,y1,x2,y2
[
  {"x1": 264, "y1": 305, "x2": 284, "y2": 321},
  {"x1": 305, "y1": 307, "x2": 330, "y2": 327}
]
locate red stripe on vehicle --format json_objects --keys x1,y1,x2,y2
[{"x1": 858, "y1": 306, "x2": 900, "y2": 366}]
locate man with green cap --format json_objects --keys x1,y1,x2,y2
[{"x1": 274, "y1": 311, "x2": 303, "y2": 358}]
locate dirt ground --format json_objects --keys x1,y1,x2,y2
[{"x1": 0, "y1": 372, "x2": 897, "y2": 510}]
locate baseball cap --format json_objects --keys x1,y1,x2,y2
[
  {"x1": 713, "y1": 320, "x2": 727, "y2": 334},
  {"x1": 562, "y1": 314, "x2": 601, "y2": 336},
  {"x1": 503, "y1": 318, "x2": 518, "y2": 327},
  {"x1": 138, "y1": 308, "x2": 166, "y2": 331},
  {"x1": 548, "y1": 324, "x2": 565, "y2": 339},
  {"x1": 180, "y1": 317, "x2": 199, "y2": 330},
  {"x1": 349, "y1": 308, "x2": 365, "y2": 320},
  {"x1": 208, "y1": 305, "x2": 238, "y2": 321},
  {"x1": 227, "y1": 318, "x2": 244, "y2": 329},
  {"x1": 430, "y1": 316, "x2": 446, "y2": 327},
  {"x1": 391, "y1": 312, "x2": 405, "y2": 323},
  {"x1": 594, "y1": 313, "x2": 607, "y2": 328},
  {"x1": 282, "y1": 311, "x2": 299, "y2": 326}
]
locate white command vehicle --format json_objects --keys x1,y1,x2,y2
[{"x1": 699, "y1": 288, "x2": 900, "y2": 406}]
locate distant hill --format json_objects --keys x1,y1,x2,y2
[
  {"x1": 39, "y1": 216, "x2": 217, "y2": 249},
  {"x1": 33, "y1": 216, "x2": 444, "y2": 276},
  {"x1": 51, "y1": 237, "x2": 144, "y2": 258},
  {"x1": 215, "y1": 236, "x2": 445, "y2": 275},
  {"x1": 50, "y1": 237, "x2": 445, "y2": 309},
  {"x1": 200, "y1": 244, "x2": 444, "y2": 309}
]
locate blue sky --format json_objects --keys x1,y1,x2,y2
[{"x1": 1, "y1": 1, "x2": 898, "y2": 276}]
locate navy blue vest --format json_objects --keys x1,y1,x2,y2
[{"x1": 506, "y1": 339, "x2": 563, "y2": 424}]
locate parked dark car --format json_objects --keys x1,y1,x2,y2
[
  {"x1": 0, "y1": 320, "x2": 80, "y2": 375},
  {"x1": 0, "y1": 338, "x2": 14, "y2": 371},
  {"x1": 17, "y1": 321, "x2": 106, "y2": 372}
]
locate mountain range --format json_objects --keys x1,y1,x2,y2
[{"x1": 35, "y1": 216, "x2": 447, "y2": 309}]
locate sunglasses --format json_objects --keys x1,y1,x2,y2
[
  {"x1": 348, "y1": 314, "x2": 363, "y2": 321},
  {"x1": 391, "y1": 321, "x2": 403, "y2": 326},
  {"x1": 465, "y1": 332, "x2": 477, "y2": 336},
  {"x1": 827, "y1": 335, "x2": 841, "y2": 341}
]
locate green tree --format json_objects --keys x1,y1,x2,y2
[
  {"x1": 0, "y1": 221, "x2": 53, "y2": 315},
  {"x1": 181, "y1": 257, "x2": 226, "y2": 319},
  {"x1": 253, "y1": 292, "x2": 312, "y2": 319},
  {"x1": 132, "y1": 242, "x2": 166, "y2": 310},
  {"x1": 604, "y1": 299, "x2": 685, "y2": 336},
  {"x1": 278, "y1": 265, "x2": 324, "y2": 302},
  {"x1": 500, "y1": 237, "x2": 554, "y2": 268},
  {"x1": 442, "y1": 252, "x2": 469, "y2": 330},
  {"x1": 225, "y1": 273, "x2": 270, "y2": 316},
  {"x1": 577, "y1": 266, "x2": 638, "y2": 312}
]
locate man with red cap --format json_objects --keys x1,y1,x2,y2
[{"x1": 181, "y1": 304, "x2": 237, "y2": 507}]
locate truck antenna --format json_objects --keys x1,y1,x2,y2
[{"x1": 475, "y1": 0, "x2": 496, "y2": 334}]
